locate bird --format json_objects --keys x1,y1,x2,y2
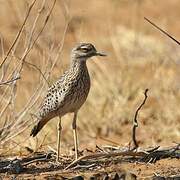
[{"x1": 30, "y1": 43, "x2": 106, "y2": 161}]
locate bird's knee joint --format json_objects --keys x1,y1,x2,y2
[
  {"x1": 58, "y1": 123, "x2": 62, "y2": 131},
  {"x1": 72, "y1": 121, "x2": 76, "y2": 129},
  {"x1": 58, "y1": 126, "x2": 62, "y2": 131}
]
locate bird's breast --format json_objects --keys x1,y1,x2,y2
[{"x1": 68, "y1": 69, "x2": 90, "y2": 111}]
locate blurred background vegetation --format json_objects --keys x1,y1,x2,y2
[{"x1": 0, "y1": 0, "x2": 179, "y2": 155}]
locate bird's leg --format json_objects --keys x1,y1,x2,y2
[
  {"x1": 72, "y1": 112, "x2": 78, "y2": 160},
  {"x1": 57, "y1": 116, "x2": 62, "y2": 162}
]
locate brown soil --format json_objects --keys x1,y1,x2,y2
[{"x1": 1, "y1": 159, "x2": 180, "y2": 179}]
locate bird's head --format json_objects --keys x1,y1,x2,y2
[{"x1": 71, "y1": 43, "x2": 106, "y2": 61}]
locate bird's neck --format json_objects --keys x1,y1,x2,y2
[{"x1": 70, "y1": 58, "x2": 88, "y2": 72}]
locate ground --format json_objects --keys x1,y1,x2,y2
[
  {"x1": 1, "y1": 145, "x2": 180, "y2": 179},
  {"x1": 2, "y1": 159, "x2": 180, "y2": 179}
]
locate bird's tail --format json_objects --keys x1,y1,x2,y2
[{"x1": 30, "y1": 120, "x2": 45, "y2": 137}]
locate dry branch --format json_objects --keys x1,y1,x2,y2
[
  {"x1": 131, "y1": 89, "x2": 149, "y2": 149},
  {"x1": 0, "y1": 0, "x2": 37, "y2": 69},
  {"x1": 0, "y1": 76, "x2": 20, "y2": 86},
  {"x1": 144, "y1": 17, "x2": 180, "y2": 45},
  {"x1": 24, "y1": 61, "x2": 49, "y2": 86},
  {"x1": 0, "y1": 0, "x2": 59, "y2": 146},
  {"x1": 23, "y1": 0, "x2": 57, "y2": 61},
  {"x1": 64, "y1": 150, "x2": 146, "y2": 170}
]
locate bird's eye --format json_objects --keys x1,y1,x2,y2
[{"x1": 80, "y1": 47, "x2": 90, "y2": 52}]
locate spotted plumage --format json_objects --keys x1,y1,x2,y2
[{"x1": 30, "y1": 43, "x2": 106, "y2": 160}]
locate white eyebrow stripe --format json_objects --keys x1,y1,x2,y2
[{"x1": 81, "y1": 46, "x2": 89, "y2": 49}]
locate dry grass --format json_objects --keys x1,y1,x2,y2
[{"x1": 0, "y1": 0, "x2": 179, "y2": 156}]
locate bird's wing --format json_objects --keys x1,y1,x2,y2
[
  {"x1": 38, "y1": 72, "x2": 69, "y2": 119},
  {"x1": 30, "y1": 71, "x2": 73, "y2": 137}
]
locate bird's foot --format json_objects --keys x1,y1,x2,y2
[{"x1": 56, "y1": 156, "x2": 62, "y2": 164}]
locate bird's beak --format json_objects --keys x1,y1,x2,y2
[{"x1": 95, "y1": 52, "x2": 107, "y2": 56}]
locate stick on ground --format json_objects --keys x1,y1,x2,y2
[{"x1": 132, "y1": 89, "x2": 149, "y2": 149}]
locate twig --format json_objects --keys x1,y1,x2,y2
[
  {"x1": 0, "y1": 0, "x2": 37, "y2": 69},
  {"x1": 131, "y1": 89, "x2": 149, "y2": 149},
  {"x1": 72, "y1": 163, "x2": 96, "y2": 170},
  {"x1": 0, "y1": 152, "x2": 53, "y2": 174},
  {"x1": 23, "y1": 61, "x2": 49, "y2": 86},
  {"x1": 141, "y1": 144, "x2": 180, "y2": 163},
  {"x1": 0, "y1": 0, "x2": 69, "y2": 149},
  {"x1": 96, "y1": 145, "x2": 104, "y2": 152},
  {"x1": 1, "y1": 0, "x2": 57, "y2": 144},
  {"x1": 36, "y1": 133, "x2": 49, "y2": 151},
  {"x1": 64, "y1": 150, "x2": 146, "y2": 170},
  {"x1": 23, "y1": 0, "x2": 57, "y2": 60},
  {"x1": 0, "y1": 76, "x2": 20, "y2": 86},
  {"x1": 17, "y1": 0, "x2": 53, "y2": 73},
  {"x1": 23, "y1": 152, "x2": 53, "y2": 166},
  {"x1": 47, "y1": 0, "x2": 70, "y2": 78},
  {"x1": 144, "y1": 17, "x2": 180, "y2": 46},
  {"x1": 48, "y1": 145, "x2": 57, "y2": 154}
]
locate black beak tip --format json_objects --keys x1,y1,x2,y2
[{"x1": 96, "y1": 52, "x2": 107, "y2": 56}]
